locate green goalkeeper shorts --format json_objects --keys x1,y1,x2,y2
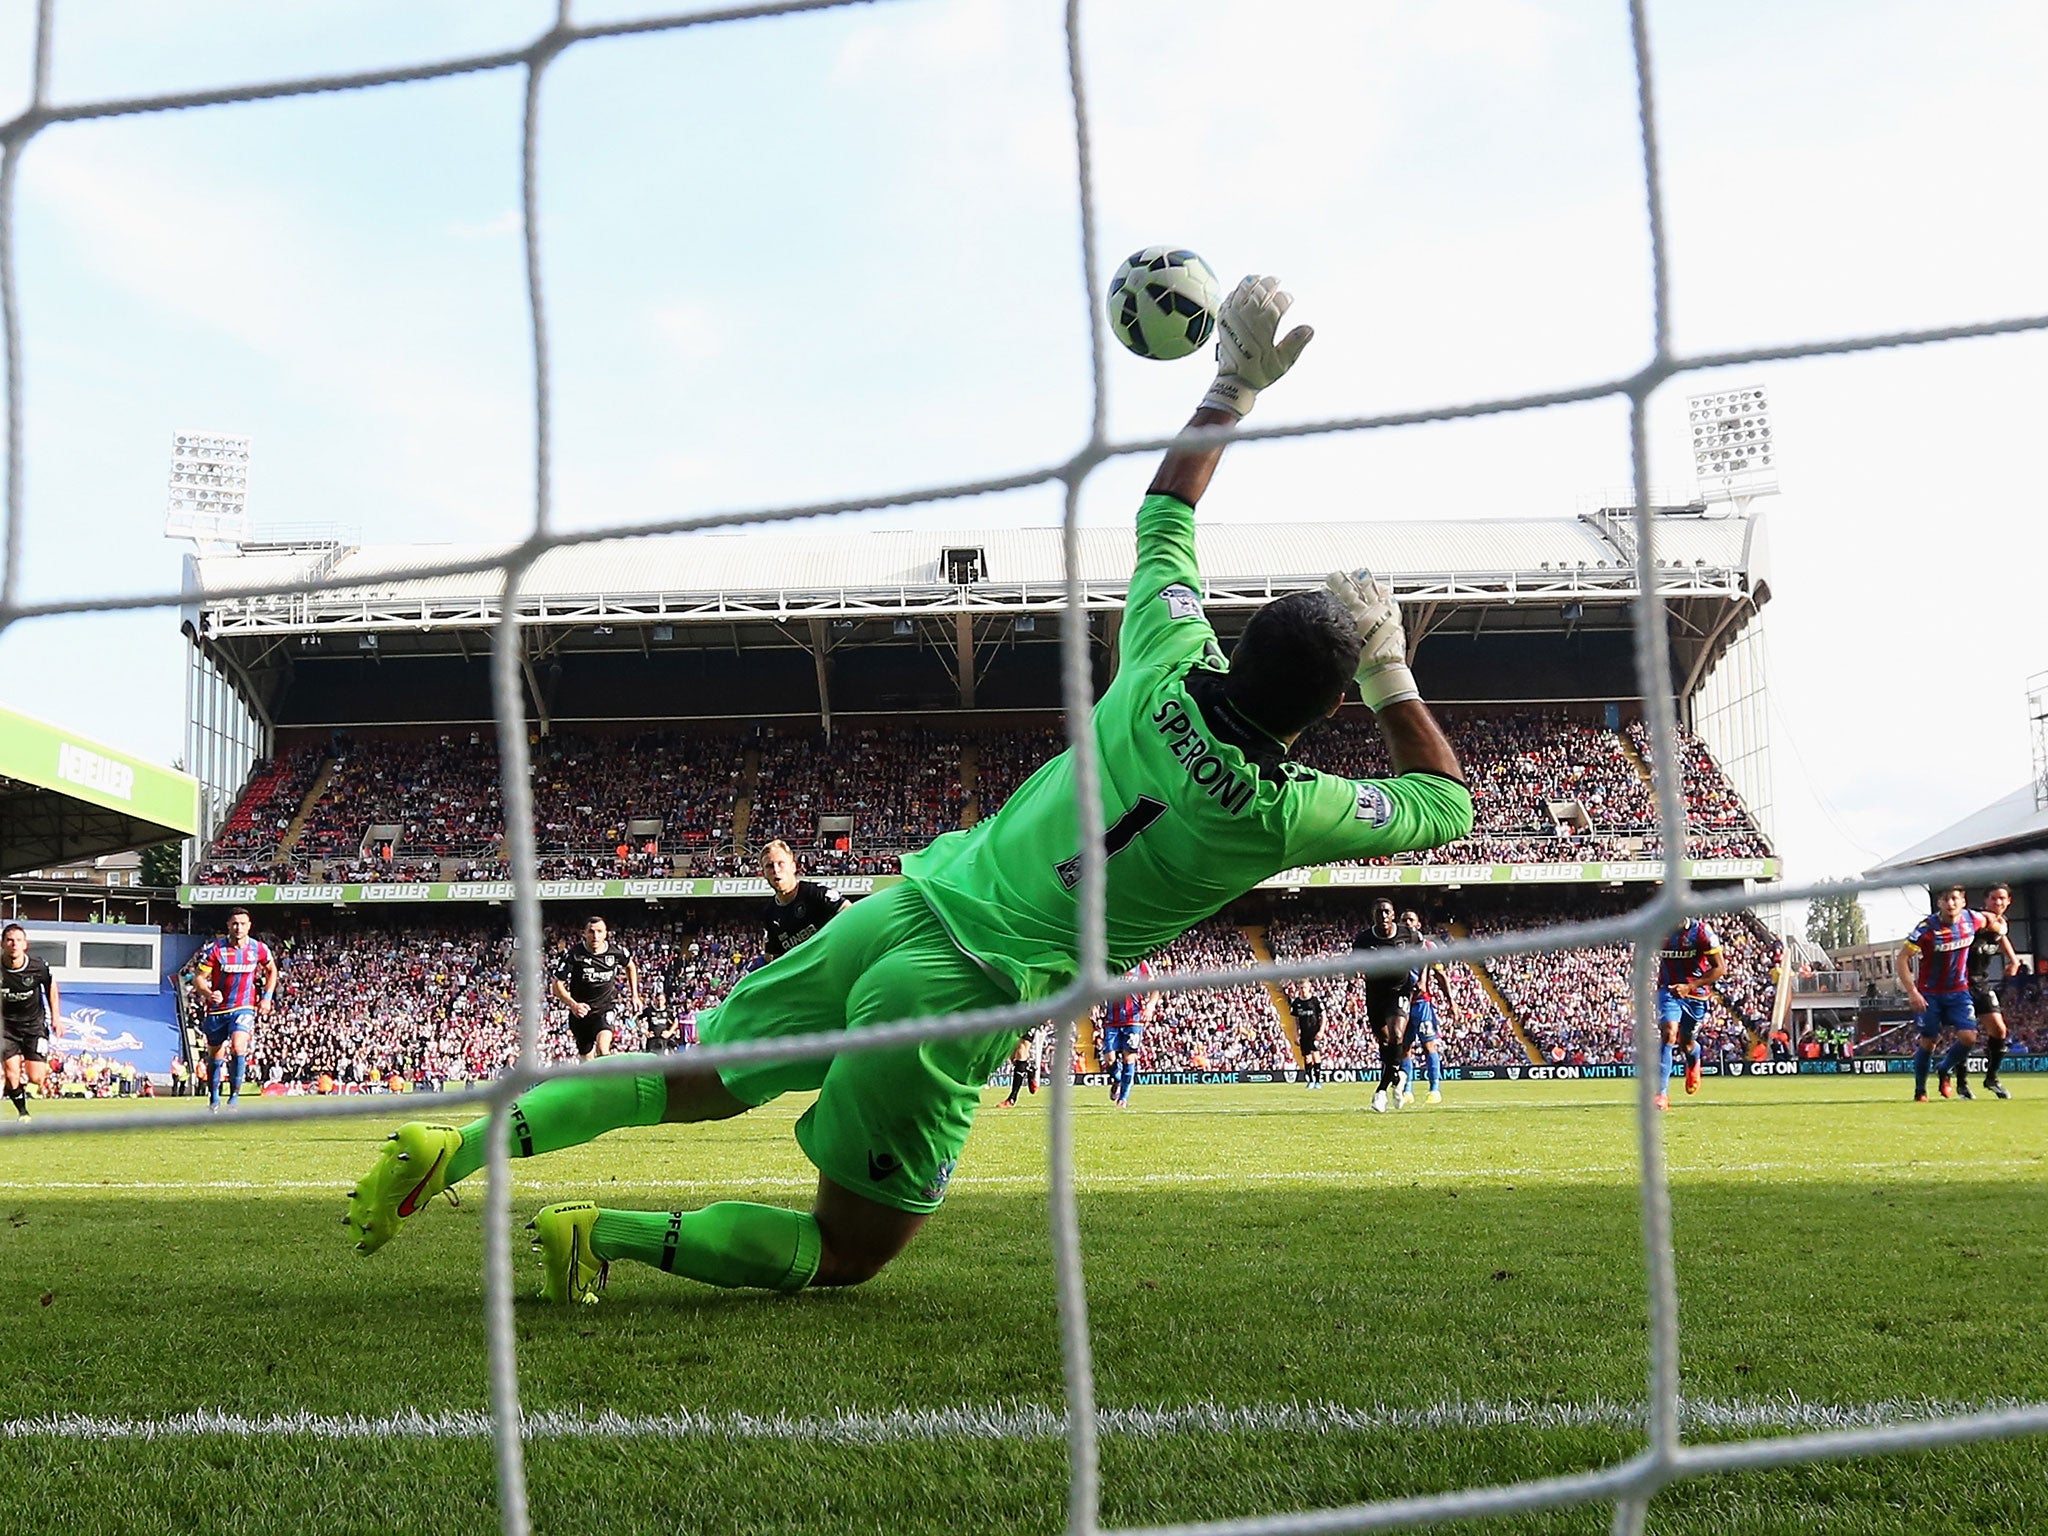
[{"x1": 696, "y1": 882, "x2": 1020, "y2": 1214}]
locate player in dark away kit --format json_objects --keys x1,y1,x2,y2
[
  {"x1": 1351, "y1": 898, "x2": 1414, "y2": 1114},
  {"x1": 552, "y1": 916, "x2": 642, "y2": 1060},
  {"x1": 1, "y1": 922, "x2": 57, "y2": 1118},
  {"x1": 760, "y1": 839, "x2": 850, "y2": 960},
  {"x1": 1289, "y1": 989, "x2": 1326, "y2": 1088}
]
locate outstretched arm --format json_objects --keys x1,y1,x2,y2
[
  {"x1": 1147, "y1": 406, "x2": 1240, "y2": 508},
  {"x1": 1374, "y1": 699, "x2": 1462, "y2": 781},
  {"x1": 1145, "y1": 275, "x2": 1313, "y2": 510}
]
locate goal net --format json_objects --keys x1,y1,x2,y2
[{"x1": 4, "y1": 4, "x2": 2046, "y2": 1534}]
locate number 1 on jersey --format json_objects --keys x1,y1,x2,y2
[{"x1": 1056, "y1": 796, "x2": 1168, "y2": 890}]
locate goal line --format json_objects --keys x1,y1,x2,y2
[{"x1": 5, "y1": 1393, "x2": 2034, "y2": 1446}]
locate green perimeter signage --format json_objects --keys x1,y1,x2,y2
[
  {"x1": 0, "y1": 703, "x2": 198, "y2": 834},
  {"x1": 181, "y1": 858, "x2": 1778, "y2": 906}
]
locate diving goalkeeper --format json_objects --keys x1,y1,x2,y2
[{"x1": 345, "y1": 275, "x2": 1475, "y2": 1303}]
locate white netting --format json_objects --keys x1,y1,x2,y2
[{"x1": 5, "y1": 3, "x2": 2048, "y2": 1534}]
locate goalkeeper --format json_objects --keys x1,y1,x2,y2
[{"x1": 346, "y1": 274, "x2": 1474, "y2": 1303}]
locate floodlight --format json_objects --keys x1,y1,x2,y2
[
  {"x1": 1688, "y1": 385, "x2": 1779, "y2": 505},
  {"x1": 163, "y1": 428, "x2": 252, "y2": 543},
  {"x1": 1015, "y1": 615, "x2": 1036, "y2": 635},
  {"x1": 892, "y1": 618, "x2": 914, "y2": 637}
]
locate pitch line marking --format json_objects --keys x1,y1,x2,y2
[
  {"x1": 2, "y1": 1395, "x2": 2032, "y2": 1445},
  {"x1": 5, "y1": 1156, "x2": 2040, "y2": 1196}
]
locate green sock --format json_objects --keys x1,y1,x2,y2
[
  {"x1": 590, "y1": 1205, "x2": 823, "y2": 1293},
  {"x1": 444, "y1": 1070, "x2": 668, "y2": 1186}
]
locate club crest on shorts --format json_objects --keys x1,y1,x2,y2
[{"x1": 920, "y1": 1159, "x2": 957, "y2": 1204}]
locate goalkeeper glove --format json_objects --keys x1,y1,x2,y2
[
  {"x1": 1201, "y1": 275, "x2": 1313, "y2": 419},
  {"x1": 1326, "y1": 569, "x2": 1418, "y2": 713}
]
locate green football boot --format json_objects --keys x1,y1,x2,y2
[
  {"x1": 345, "y1": 1122, "x2": 463, "y2": 1255},
  {"x1": 530, "y1": 1201, "x2": 606, "y2": 1305}
]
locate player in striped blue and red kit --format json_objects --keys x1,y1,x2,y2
[
  {"x1": 1399, "y1": 909, "x2": 1460, "y2": 1106},
  {"x1": 1655, "y1": 917, "x2": 1726, "y2": 1110},
  {"x1": 190, "y1": 907, "x2": 278, "y2": 1111},
  {"x1": 1895, "y1": 885, "x2": 1999, "y2": 1102},
  {"x1": 1098, "y1": 963, "x2": 1158, "y2": 1107}
]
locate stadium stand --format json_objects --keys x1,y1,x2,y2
[
  {"x1": 1462, "y1": 894, "x2": 1773, "y2": 1065},
  {"x1": 1125, "y1": 919, "x2": 1293, "y2": 1073},
  {"x1": 744, "y1": 722, "x2": 966, "y2": 875},
  {"x1": 196, "y1": 741, "x2": 326, "y2": 881},
  {"x1": 235, "y1": 893, "x2": 1793, "y2": 1086},
  {"x1": 239, "y1": 914, "x2": 771, "y2": 1085},
  {"x1": 194, "y1": 706, "x2": 1773, "y2": 884}
]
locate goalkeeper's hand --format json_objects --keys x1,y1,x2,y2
[
  {"x1": 1201, "y1": 275, "x2": 1313, "y2": 419},
  {"x1": 1326, "y1": 569, "x2": 1418, "y2": 713}
]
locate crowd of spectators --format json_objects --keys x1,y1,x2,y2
[
  {"x1": 1120, "y1": 920, "x2": 1293, "y2": 1073},
  {"x1": 234, "y1": 914, "x2": 778, "y2": 1085},
  {"x1": 1987, "y1": 987, "x2": 2048, "y2": 1052},
  {"x1": 531, "y1": 731, "x2": 746, "y2": 855},
  {"x1": 205, "y1": 876, "x2": 1797, "y2": 1087},
  {"x1": 204, "y1": 744, "x2": 326, "y2": 864},
  {"x1": 748, "y1": 724, "x2": 964, "y2": 853},
  {"x1": 1464, "y1": 895, "x2": 1771, "y2": 1065},
  {"x1": 1624, "y1": 720, "x2": 1767, "y2": 834},
  {"x1": 296, "y1": 732, "x2": 504, "y2": 862},
  {"x1": 195, "y1": 709, "x2": 1774, "y2": 886}
]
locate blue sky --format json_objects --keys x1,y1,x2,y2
[{"x1": 1, "y1": 0, "x2": 2044, "y2": 934}]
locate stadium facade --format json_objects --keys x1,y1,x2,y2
[{"x1": 179, "y1": 501, "x2": 1776, "y2": 893}]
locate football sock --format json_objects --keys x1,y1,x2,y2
[
  {"x1": 1119, "y1": 1060, "x2": 1136, "y2": 1101},
  {"x1": 1657, "y1": 1043, "x2": 1674, "y2": 1086},
  {"x1": 1686, "y1": 1043, "x2": 1702, "y2": 1070},
  {"x1": 591, "y1": 1204, "x2": 821, "y2": 1292},
  {"x1": 1939, "y1": 1039, "x2": 1965, "y2": 1083},
  {"x1": 206, "y1": 1057, "x2": 221, "y2": 1105},
  {"x1": 1913, "y1": 1046, "x2": 1931, "y2": 1096},
  {"x1": 447, "y1": 1070, "x2": 667, "y2": 1186},
  {"x1": 6, "y1": 1086, "x2": 25, "y2": 1116},
  {"x1": 1985, "y1": 1037, "x2": 2006, "y2": 1084},
  {"x1": 1007, "y1": 1062, "x2": 1027, "y2": 1102},
  {"x1": 1426, "y1": 1051, "x2": 1442, "y2": 1091},
  {"x1": 227, "y1": 1052, "x2": 246, "y2": 1100}
]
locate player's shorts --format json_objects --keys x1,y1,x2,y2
[
  {"x1": 569, "y1": 1009, "x2": 620, "y2": 1057},
  {"x1": 1366, "y1": 987, "x2": 1412, "y2": 1036},
  {"x1": 202, "y1": 1006, "x2": 258, "y2": 1049},
  {"x1": 1970, "y1": 985, "x2": 2002, "y2": 1017},
  {"x1": 1407, "y1": 997, "x2": 1441, "y2": 1045},
  {"x1": 1916, "y1": 990, "x2": 1977, "y2": 1039},
  {"x1": 696, "y1": 881, "x2": 1015, "y2": 1215},
  {"x1": 0, "y1": 1023, "x2": 49, "y2": 1063},
  {"x1": 1101, "y1": 1023, "x2": 1144, "y2": 1057},
  {"x1": 1655, "y1": 988, "x2": 1710, "y2": 1041},
  {"x1": 1296, "y1": 1023, "x2": 1321, "y2": 1057}
]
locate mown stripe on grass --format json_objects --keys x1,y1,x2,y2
[{"x1": 3, "y1": 1396, "x2": 2032, "y2": 1444}]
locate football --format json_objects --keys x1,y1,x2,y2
[{"x1": 1106, "y1": 247, "x2": 1220, "y2": 360}]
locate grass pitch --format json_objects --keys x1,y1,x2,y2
[{"x1": 3, "y1": 1078, "x2": 2045, "y2": 1535}]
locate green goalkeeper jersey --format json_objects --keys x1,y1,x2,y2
[{"x1": 902, "y1": 492, "x2": 1474, "y2": 1002}]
